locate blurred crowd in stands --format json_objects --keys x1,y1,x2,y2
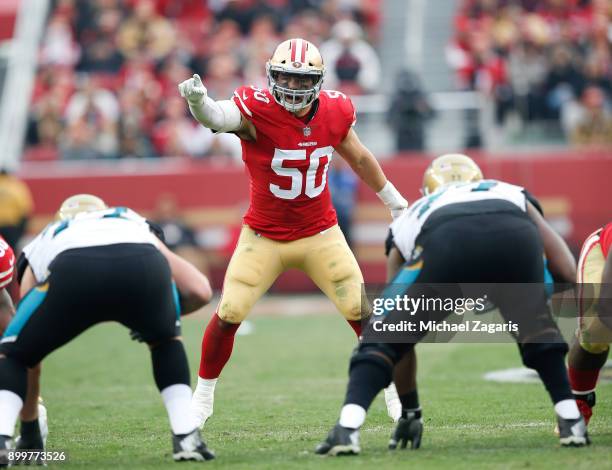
[
  {"x1": 23, "y1": 0, "x2": 611, "y2": 160},
  {"x1": 447, "y1": 0, "x2": 612, "y2": 146},
  {"x1": 24, "y1": 0, "x2": 382, "y2": 161}
]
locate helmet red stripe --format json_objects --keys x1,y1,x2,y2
[
  {"x1": 290, "y1": 40, "x2": 297, "y2": 62},
  {"x1": 300, "y1": 40, "x2": 306, "y2": 62}
]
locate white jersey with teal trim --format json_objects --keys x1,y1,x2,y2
[
  {"x1": 390, "y1": 180, "x2": 527, "y2": 261},
  {"x1": 23, "y1": 207, "x2": 160, "y2": 282}
]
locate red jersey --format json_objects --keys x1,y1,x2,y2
[
  {"x1": 232, "y1": 86, "x2": 356, "y2": 241},
  {"x1": 0, "y1": 236, "x2": 15, "y2": 288},
  {"x1": 599, "y1": 222, "x2": 612, "y2": 259}
]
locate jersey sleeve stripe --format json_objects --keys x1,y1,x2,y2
[
  {"x1": 577, "y1": 230, "x2": 601, "y2": 284},
  {"x1": 577, "y1": 233, "x2": 601, "y2": 320},
  {"x1": 0, "y1": 264, "x2": 14, "y2": 280},
  {"x1": 0, "y1": 277, "x2": 12, "y2": 288},
  {"x1": 233, "y1": 91, "x2": 253, "y2": 117}
]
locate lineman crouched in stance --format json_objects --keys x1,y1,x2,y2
[
  {"x1": 316, "y1": 154, "x2": 589, "y2": 455},
  {"x1": 0, "y1": 194, "x2": 215, "y2": 464},
  {"x1": 0, "y1": 237, "x2": 48, "y2": 453}
]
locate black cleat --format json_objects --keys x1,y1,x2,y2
[
  {"x1": 557, "y1": 415, "x2": 590, "y2": 447},
  {"x1": 315, "y1": 423, "x2": 360, "y2": 456},
  {"x1": 389, "y1": 409, "x2": 423, "y2": 450},
  {"x1": 0, "y1": 435, "x2": 12, "y2": 468},
  {"x1": 172, "y1": 428, "x2": 215, "y2": 462}
]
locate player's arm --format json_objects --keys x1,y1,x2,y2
[
  {"x1": 155, "y1": 241, "x2": 213, "y2": 314},
  {"x1": 178, "y1": 74, "x2": 255, "y2": 140},
  {"x1": 335, "y1": 128, "x2": 408, "y2": 218},
  {"x1": 387, "y1": 247, "x2": 405, "y2": 281},
  {"x1": 0, "y1": 289, "x2": 15, "y2": 334},
  {"x1": 385, "y1": 229, "x2": 406, "y2": 281},
  {"x1": 526, "y1": 201, "x2": 576, "y2": 283},
  {"x1": 20, "y1": 265, "x2": 36, "y2": 296}
]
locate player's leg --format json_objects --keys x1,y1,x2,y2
[
  {"x1": 316, "y1": 251, "x2": 448, "y2": 455},
  {"x1": 388, "y1": 348, "x2": 422, "y2": 449},
  {"x1": 298, "y1": 226, "x2": 403, "y2": 419},
  {"x1": 491, "y1": 219, "x2": 587, "y2": 446},
  {"x1": 15, "y1": 366, "x2": 48, "y2": 451},
  {"x1": 393, "y1": 350, "x2": 419, "y2": 415},
  {"x1": 315, "y1": 341, "x2": 410, "y2": 455},
  {"x1": 193, "y1": 226, "x2": 284, "y2": 426},
  {"x1": 568, "y1": 334, "x2": 609, "y2": 425},
  {"x1": 0, "y1": 288, "x2": 46, "y2": 450},
  {"x1": 300, "y1": 225, "x2": 365, "y2": 336},
  {"x1": 568, "y1": 243, "x2": 610, "y2": 424},
  {"x1": 0, "y1": 266, "x2": 102, "y2": 463},
  {"x1": 0, "y1": 353, "x2": 26, "y2": 465},
  {"x1": 116, "y1": 244, "x2": 214, "y2": 461}
]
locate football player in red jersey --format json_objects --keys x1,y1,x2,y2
[
  {"x1": 567, "y1": 222, "x2": 612, "y2": 425},
  {"x1": 0, "y1": 236, "x2": 47, "y2": 453},
  {"x1": 179, "y1": 38, "x2": 408, "y2": 426}
]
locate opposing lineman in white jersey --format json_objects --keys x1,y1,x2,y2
[
  {"x1": 0, "y1": 194, "x2": 216, "y2": 463},
  {"x1": 23, "y1": 206, "x2": 159, "y2": 282},
  {"x1": 316, "y1": 154, "x2": 587, "y2": 456},
  {"x1": 390, "y1": 179, "x2": 529, "y2": 262}
]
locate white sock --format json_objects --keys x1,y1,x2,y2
[
  {"x1": 555, "y1": 399, "x2": 581, "y2": 420},
  {"x1": 161, "y1": 384, "x2": 198, "y2": 435},
  {"x1": 194, "y1": 377, "x2": 217, "y2": 395},
  {"x1": 0, "y1": 390, "x2": 23, "y2": 436},
  {"x1": 339, "y1": 404, "x2": 366, "y2": 429}
]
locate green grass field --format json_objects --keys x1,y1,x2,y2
[{"x1": 41, "y1": 313, "x2": 612, "y2": 469}]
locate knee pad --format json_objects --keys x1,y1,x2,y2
[
  {"x1": 218, "y1": 272, "x2": 261, "y2": 323},
  {"x1": 519, "y1": 334, "x2": 568, "y2": 370},
  {"x1": 217, "y1": 297, "x2": 250, "y2": 324},
  {"x1": 580, "y1": 340, "x2": 610, "y2": 355},
  {"x1": 339, "y1": 289, "x2": 365, "y2": 322},
  {"x1": 349, "y1": 343, "x2": 399, "y2": 382},
  {"x1": 151, "y1": 339, "x2": 190, "y2": 391},
  {"x1": 580, "y1": 316, "x2": 612, "y2": 349},
  {"x1": 332, "y1": 274, "x2": 364, "y2": 321}
]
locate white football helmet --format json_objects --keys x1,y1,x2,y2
[{"x1": 266, "y1": 38, "x2": 325, "y2": 113}]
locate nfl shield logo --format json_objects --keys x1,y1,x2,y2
[{"x1": 303, "y1": 127, "x2": 311, "y2": 137}]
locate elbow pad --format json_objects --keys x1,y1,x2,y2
[{"x1": 189, "y1": 98, "x2": 242, "y2": 133}]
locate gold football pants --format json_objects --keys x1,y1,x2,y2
[
  {"x1": 578, "y1": 234, "x2": 612, "y2": 353},
  {"x1": 217, "y1": 225, "x2": 365, "y2": 323}
]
